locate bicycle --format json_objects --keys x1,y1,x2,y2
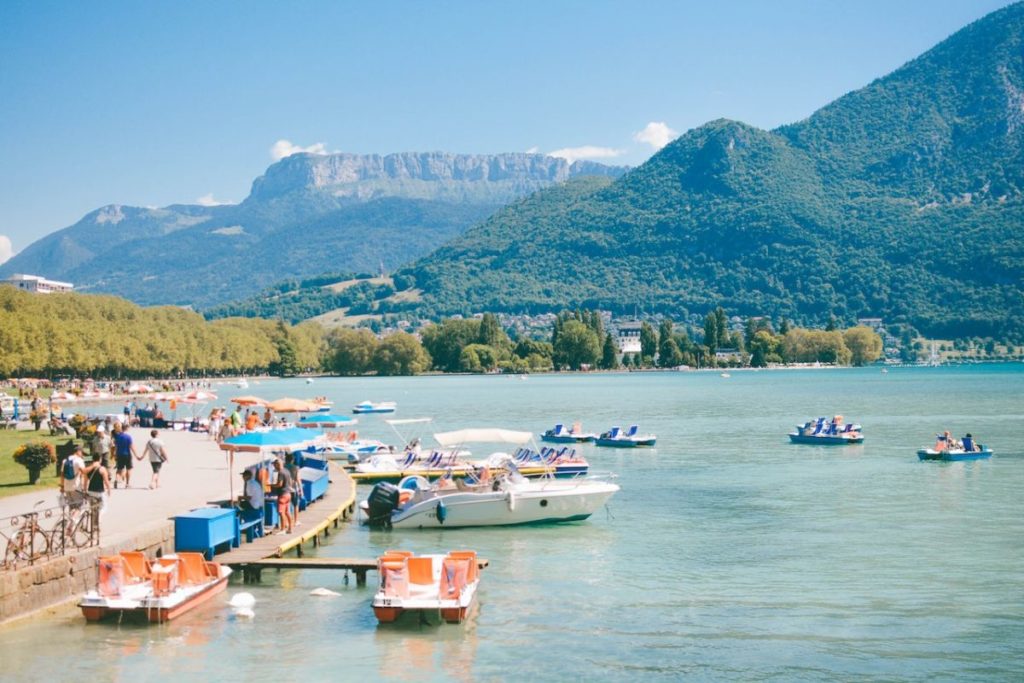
[
  {"x1": 59, "y1": 494, "x2": 100, "y2": 550},
  {"x1": 2, "y1": 501, "x2": 51, "y2": 567}
]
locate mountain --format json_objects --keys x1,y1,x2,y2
[
  {"x1": 0, "y1": 153, "x2": 625, "y2": 307},
  {"x1": 398, "y1": 3, "x2": 1024, "y2": 339}
]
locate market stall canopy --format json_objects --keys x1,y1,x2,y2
[{"x1": 433, "y1": 428, "x2": 533, "y2": 447}]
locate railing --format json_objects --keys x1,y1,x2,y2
[{"x1": 0, "y1": 497, "x2": 102, "y2": 570}]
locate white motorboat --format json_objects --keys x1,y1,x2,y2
[
  {"x1": 360, "y1": 428, "x2": 618, "y2": 529},
  {"x1": 361, "y1": 466, "x2": 618, "y2": 529}
]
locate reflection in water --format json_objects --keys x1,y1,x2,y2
[{"x1": 375, "y1": 609, "x2": 479, "y2": 682}]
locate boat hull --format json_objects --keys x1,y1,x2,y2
[
  {"x1": 594, "y1": 437, "x2": 656, "y2": 448},
  {"x1": 917, "y1": 448, "x2": 993, "y2": 461},
  {"x1": 788, "y1": 434, "x2": 864, "y2": 445},
  {"x1": 79, "y1": 574, "x2": 229, "y2": 623},
  {"x1": 351, "y1": 462, "x2": 587, "y2": 484},
  {"x1": 541, "y1": 433, "x2": 596, "y2": 444},
  {"x1": 388, "y1": 483, "x2": 619, "y2": 529}
]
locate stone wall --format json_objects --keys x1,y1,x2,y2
[{"x1": 0, "y1": 521, "x2": 174, "y2": 625}]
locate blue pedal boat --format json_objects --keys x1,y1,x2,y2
[
  {"x1": 917, "y1": 447, "x2": 993, "y2": 461},
  {"x1": 541, "y1": 423, "x2": 597, "y2": 444},
  {"x1": 789, "y1": 417, "x2": 864, "y2": 445},
  {"x1": 595, "y1": 425, "x2": 657, "y2": 448}
]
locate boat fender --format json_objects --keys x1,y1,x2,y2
[
  {"x1": 506, "y1": 491, "x2": 515, "y2": 512},
  {"x1": 436, "y1": 500, "x2": 447, "y2": 525}
]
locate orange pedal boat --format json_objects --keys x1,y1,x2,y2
[
  {"x1": 372, "y1": 550, "x2": 480, "y2": 624},
  {"x1": 79, "y1": 551, "x2": 232, "y2": 623}
]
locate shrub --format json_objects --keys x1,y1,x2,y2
[{"x1": 13, "y1": 441, "x2": 57, "y2": 473}]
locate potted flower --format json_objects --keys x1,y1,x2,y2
[
  {"x1": 12, "y1": 441, "x2": 57, "y2": 484},
  {"x1": 28, "y1": 409, "x2": 46, "y2": 431},
  {"x1": 69, "y1": 414, "x2": 94, "y2": 439}
]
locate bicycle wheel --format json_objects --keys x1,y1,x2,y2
[
  {"x1": 28, "y1": 528, "x2": 50, "y2": 560},
  {"x1": 70, "y1": 514, "x2": 93, "y2": 548},
  {"x1": 3, "y1": 534, "x2": 27, "y2": 566}
]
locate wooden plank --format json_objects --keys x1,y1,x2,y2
[
  {"x1": 216, "y1": 462, "x2": 355, "y2": 564},
  {"x1": 230, "y1": 557, "x2": 490, "y2": 570}
]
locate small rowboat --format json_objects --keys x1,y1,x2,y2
[
  {"x1": 373, "y1": 551, "x2": 481, "y2": 624},
  {"x1": 79, "y1": 551, "x2": 231, "y2": 623},
  {"x1": 917, "y1": 447, "x2": 993, "y2": 461}
]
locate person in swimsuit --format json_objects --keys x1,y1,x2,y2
[{"x1": 271, "y1": 459, "x2": 293, "y2": 534}]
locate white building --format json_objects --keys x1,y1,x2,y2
[
  {"x1": 616, "y1": 321, "x2": 643, "y2": 354},
  {"x1": 3, "y1": 273, "x2": 74, "y2": 294}
]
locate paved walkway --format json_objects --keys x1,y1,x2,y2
[{"x1": 0, "y1": 428, "x2": 265, "y2": 547}]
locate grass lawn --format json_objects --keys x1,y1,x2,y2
[{"x1": 0, "y1": 429, "x2": 83, "y2": 500}]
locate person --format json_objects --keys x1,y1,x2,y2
[
  {"x1": 219, "y1": 417, "x2": 233, "y2": 444},
  {"x1": 91, "y1": 424, "x2": 111, "y2": 468},
  {"x1": 141, "y1": 429, "x2": 168, "y2": 489},
  {"x1": 230, "y1": 407, "x2": 242, "y2": 434},
  {"x1": 962, "y1": 433, "x2": 977, "y2": 452},
  {"x1": 245, "y1": 410, "x2": 259, "y2": 432},
  {"x1": 263, "y1": 407, "x2": 272, "y2": 425},
  {"x1": 238, "y1": 469, "x2": 264, "y2": 514},
  {"x1": 271, "y1": 459, "x2": 293, "y2": 534},
  {"x1": 59, "y1": 444, "x2": 86, "y2": 509},
  {"x1": 113, "y1": 423, "x2": 138, "y2": 489},
  {"x1": 82, "y1": 452, "x2": 111, "y2": 518},
  {"x1": 285, "y1": 452, "x2": 302, "y2": 526}
]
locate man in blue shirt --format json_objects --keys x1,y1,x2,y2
[{"x1": 113, "y1": 424, "x2": 138, "y2": 489}]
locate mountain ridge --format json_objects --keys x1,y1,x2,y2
[
  {"x1": 0, "y1": 152, "x2": 626, "y2": 306},
  {"x1": 397, "y1": 3, "x2": 1024, "y2": 338}
]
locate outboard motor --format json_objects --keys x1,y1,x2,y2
[{"x1": 366, "y1": 482, "x2": 400, "y2": 528}]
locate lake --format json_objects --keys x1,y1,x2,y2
[{"x1": 2, "y1": 365, "x2": 1022, "y2": 682}]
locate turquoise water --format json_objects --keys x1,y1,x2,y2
[{"x1": 2, "y1": 365, "x2": 1023, "y2": 682}]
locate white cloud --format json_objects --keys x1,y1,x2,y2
[
  {"x1": 633, "y1": 121, "x2": 679, "y2": 151},
  {"x1": 548, "y1": 145, "x2": 625, "y2": 164},
  {"x1": 196, "y1": 193, "x2": 232, "y2": 207},
  {"x1": 0, "y1": 235, "x2": 12, "y2": 265},
  {"x1": 525, "y1": 146, "x2": 540, "y2": 154},
  {"x1": 270, "y1": 139, "x2": 329, "y2": 161}
]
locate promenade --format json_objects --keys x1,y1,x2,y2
[{"x1": 0, "y1": 428, "x2": 255, "y2": 547}]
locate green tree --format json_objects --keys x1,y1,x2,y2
[
  {"x1": 553, "y1": 320, "x2": 600, "y2": 370},
  {"x1": 325, "y1": 328, "x2": 379, "y2": 375},
  {"x1": 640, "y1": 322, "x2": 657, "y2": 365},
  {"x1": 372, "y1": 333, "x2": 431, "y2": 376},
  {"x1": 599, "y1": 333, "x2": 619, "y2": 370},
  {"x1": 843, "y1": 326, "x2": 884, "y2": 366},
  {"x1": 421, "y1": 318, "x2": 481, "y2": 372},
  {"x1": 460, "y1": 343, "x2": 499, "y2": 373},
  {"x1": 703, "y1": 312, "x2": 719, "y2": 355}
]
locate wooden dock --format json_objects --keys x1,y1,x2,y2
[
  {"x1": 235, "y1": 556, "x2": 490, "y2": 586},
  {"x1": 217, "y1": 462, "x2": 356, "y2": 571}
]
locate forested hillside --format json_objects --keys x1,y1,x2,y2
[{"x1": 397, "y1": 3, "x2": 1024, "y2": 340}]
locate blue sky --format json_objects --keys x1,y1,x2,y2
[{"x1": 0, "y1": 0, "x2": 1015, "y2": 258}]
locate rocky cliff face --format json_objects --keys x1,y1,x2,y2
[
  {"x1": 0, "y1": 152, "x2": 626, "y2": 307},
  {"x1": 248, "y1": 152, "x2": 625, "y2": 201}
]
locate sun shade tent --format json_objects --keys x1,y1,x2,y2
[
  {"x1": 267, "y1": 398, "x2": 322, "y2": 413},
  {"x1": 219, "y1": 427, "x2": 325, "y2": 498},
  {"x1": 433, "y1": 428, "x2": 533, "y2": 447},
  {"x1": 230, "y1": 396, "x2": 268, "y2": 407},
  {"x1": 297, "y1": 414, "x2": 356, "y2": 428}
]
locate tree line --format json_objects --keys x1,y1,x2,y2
[
  {"x1": 323, "y1": 307, "x2": 883, "y2": 375},
  {"x1": 0, "y1": 287, "x2": 323, "y2": 378}
]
